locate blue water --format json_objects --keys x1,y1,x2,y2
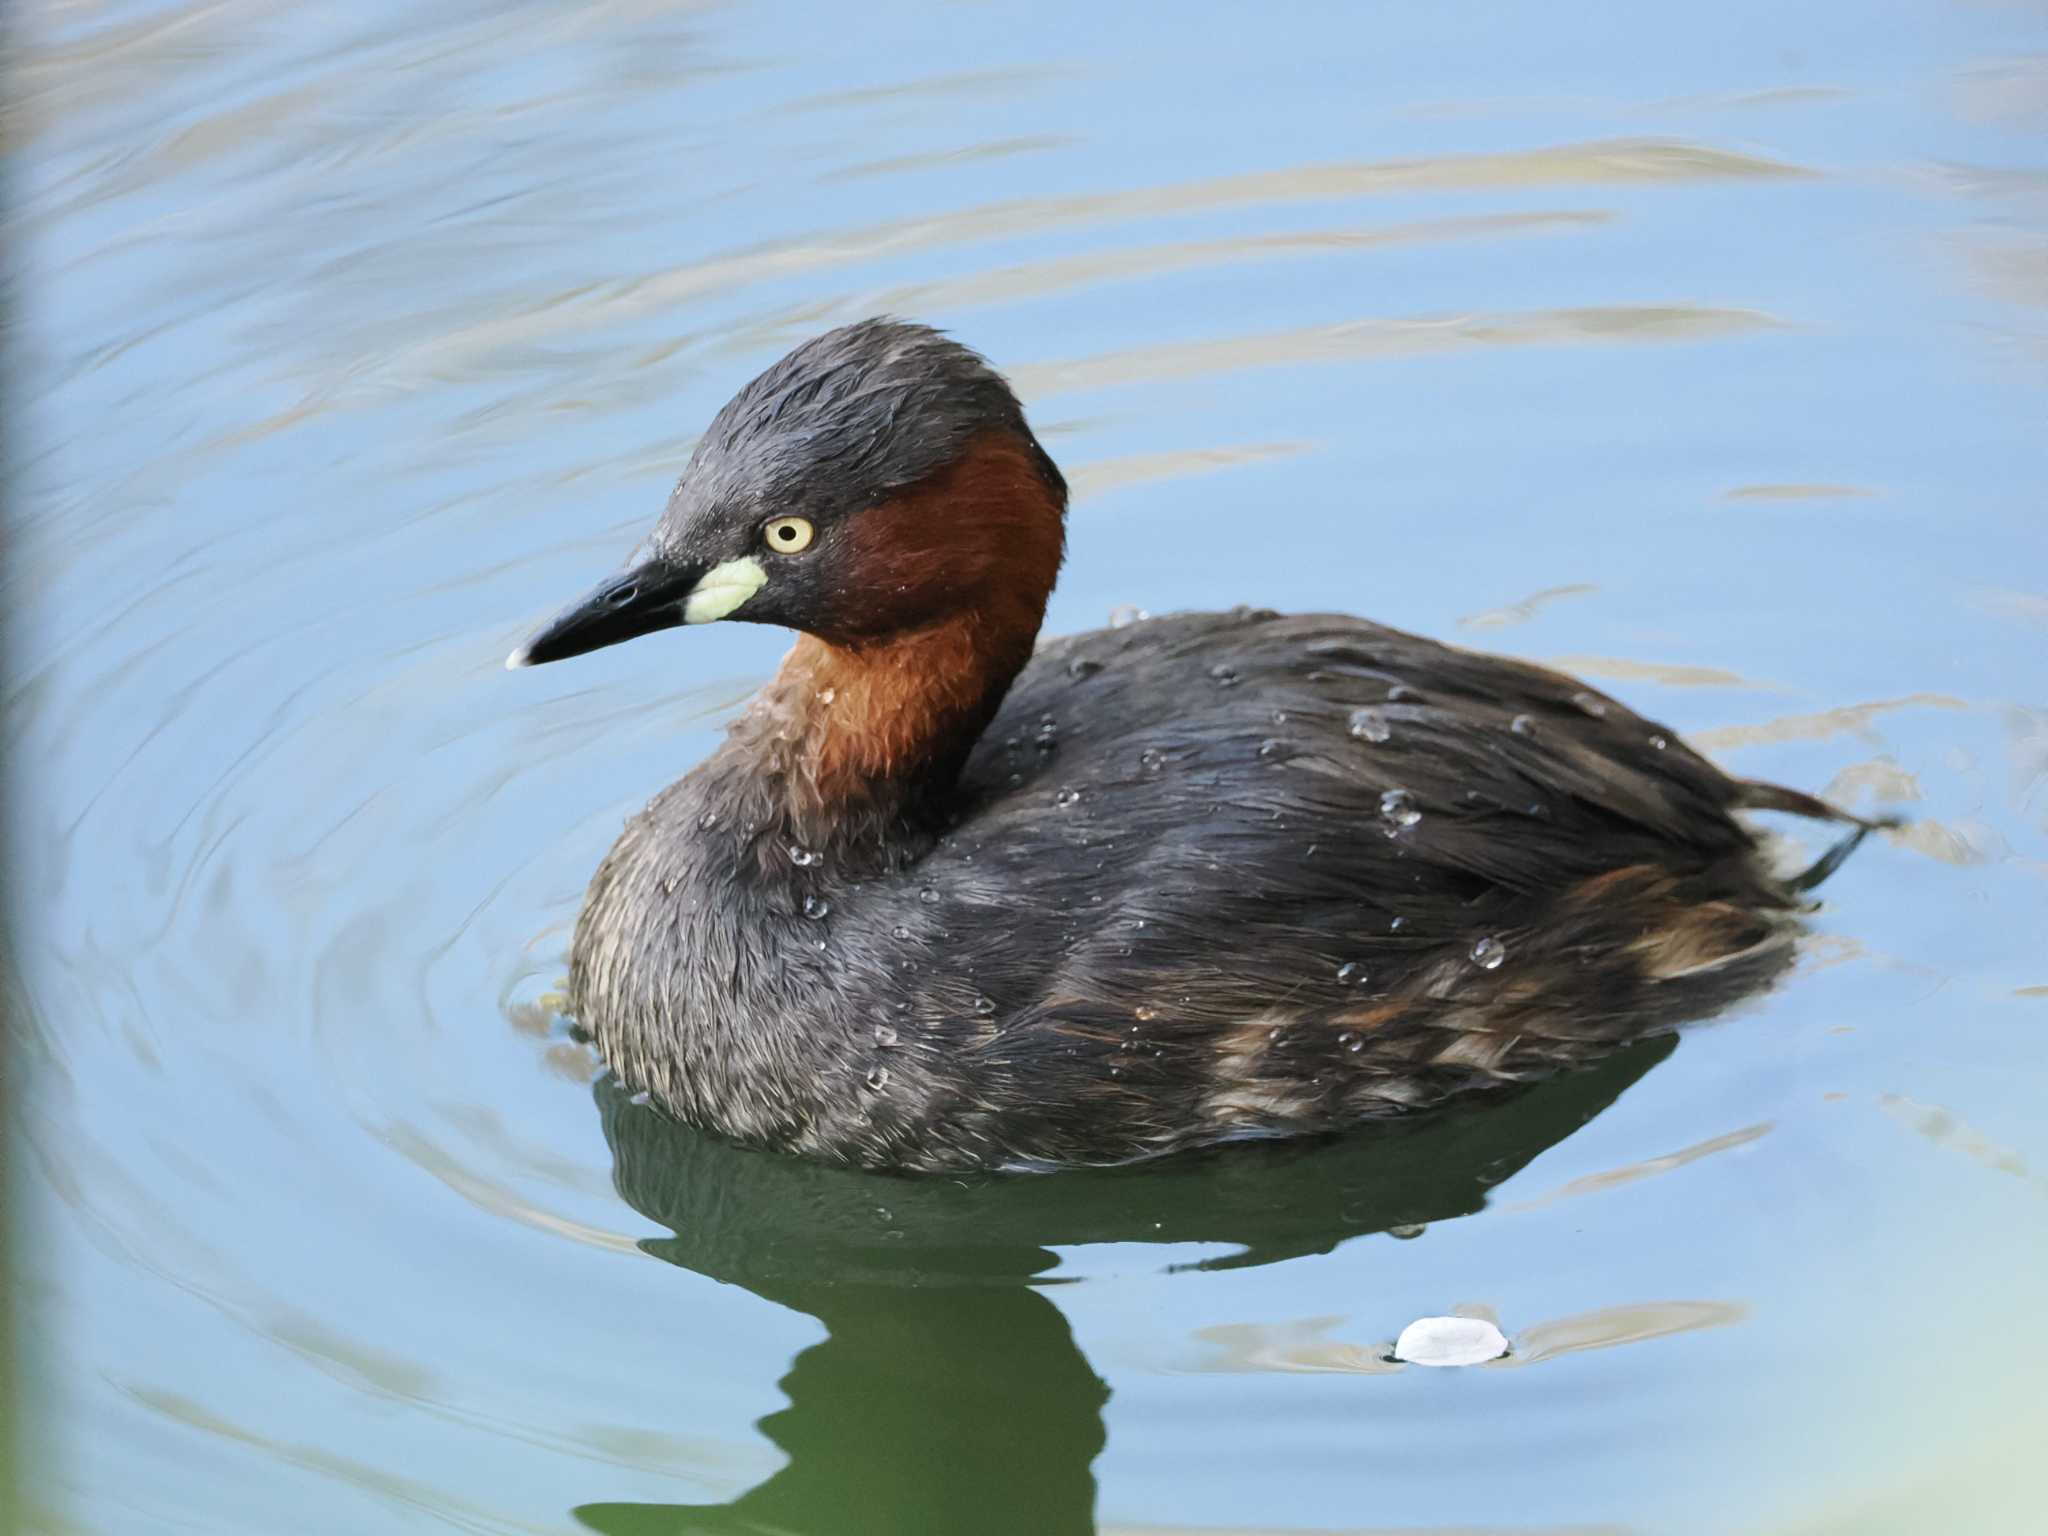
[{"x1": 10, "y1": 2, "x2": 2048, "y2": 1531}]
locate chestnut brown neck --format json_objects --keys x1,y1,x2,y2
[{"x1": 728, "y1": 429, "x2": 1065, "y2": 855}]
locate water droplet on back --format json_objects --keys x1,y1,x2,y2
[
  {"x1": 1648, "y1": 733, "x2": 1669, "y2": 751},
  {"x1": 1386, "y1": 684, "x2": 1420, "y2": 703},
  {"x1": 1108, "y1": 604, "x2": 1149, "y2": 628},
  {"x1": 918, "y1": 886, "x2": 941, "y2": 904},
  {"x1": 1380, "y1": 789, "x2": 1422, "y2": 829},
  {"x1": 1134, "y1": 1005, "x2": 1158, "y2": 1021},
  {"x1": 973, "y1": 994, "x2": 997, "y2": 1016},
  {"x1": 1336, "y1": 961, "x2": 1366, "y2": 985},
  {"x1": 1209, "y1": 663, "x2": 1239, "y2": 687},
  {"x1": 817, "y1": 687, "x2": 836, "y2": 705},
  {"x1": 1139, "y1": 748, "x2": 1166, "y2": 772},
  {"x1": 874, "y1": 1024, "x2": 899, "y2": 1048},
  {"x1": 802, "y1": 895, "x2": 831, "y2": 920},
  {"x1": 1067, "y1": 656, "x2": 1102, "y2": 678},
  {"x1": 864, "y1": 1065, "x2": 890, "y2": 1091},
  {"x1": 788, "y1": 844, "x2": 820, "y2": 867},
  {"x1": 1471, "y1": 936, "x2": 1507, "y2": 970},
  {"x1": 1349, "y1": 707, "x2": 1391, "y2": 743},
  {"x1": 1054, "y1": 787, "x2": 1081, "y2": 807},
  {"x1": 891, "y1": 924, "x2": 911, "y2": 941},
  {"x1": 1258, "y1": 738, "x2": 1282, "y2": 759},
  {"x1": 1509, "y1": 714, "x2": 1536, "y2": 737},
  {"x1": 1572, "y1": 691, "x2": 1610, "y2": 719}
]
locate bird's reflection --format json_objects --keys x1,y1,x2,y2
[{"x1": 572, "y1": 1035, "x2": 1677, "y2": 1535}]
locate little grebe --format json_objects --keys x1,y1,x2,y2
[{"x1": 510, "y1": 318, "x2": 1889, "y2": 1173}]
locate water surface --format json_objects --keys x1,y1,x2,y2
[{"x1": 10, "y1": 2, "x2": 2048, "y2": 1532}]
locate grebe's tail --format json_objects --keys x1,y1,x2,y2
[{"x1": 1735, "y1": 780, "x2": 1905, "y2": 895}]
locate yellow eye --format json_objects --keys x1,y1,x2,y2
[{"x1": 763, "y1": 516, "x2": 815, "y2": 554}]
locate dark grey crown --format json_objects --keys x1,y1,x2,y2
[{"x1": 657, "y1": 319, "x2": 1064, "y2": 548}]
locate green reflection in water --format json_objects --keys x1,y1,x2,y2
[{"x1": 573, "y1": 1036, "x2": 1676, "y2": 1535}]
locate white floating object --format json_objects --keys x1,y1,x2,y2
[{"x1": 1393, "y1": 1315, "x2": 1509, "y2": 1367}]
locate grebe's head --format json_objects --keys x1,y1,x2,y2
[{"x1": 507, "y1": 319, "x2": 1066, "y2": 669}]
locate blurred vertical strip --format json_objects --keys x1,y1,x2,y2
[{"x1": 0, "y1": 0, "x2": 19, "y2": 1522}]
